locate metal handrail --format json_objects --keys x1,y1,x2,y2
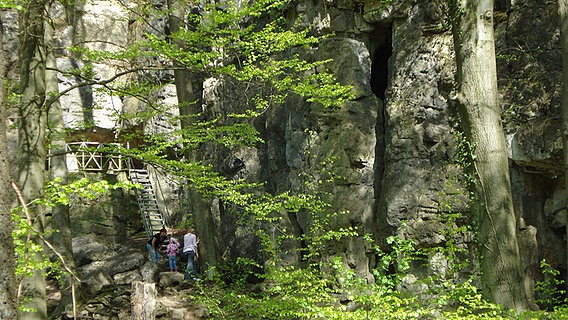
[{"x1": 129, "y1": 168, "x2": 167, "y2": 240}]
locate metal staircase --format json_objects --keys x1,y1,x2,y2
[{"x1": 128, "y1": 169, "x2": 167, "y2": 240}]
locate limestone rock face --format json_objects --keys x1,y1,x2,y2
[
  {"x1": 72, "y1": 236, "x2": 114, "y2": 266},
  {"x1": 201, "y1": 0, "x2": 564, "y2": 286},
  {"x1": 3, "y1": 0, "x2": 568, "y2": 314},
  {"x1": 495, "y1": 0, "x2": 566, "y2": 278}
]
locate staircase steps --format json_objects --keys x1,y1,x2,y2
[{"x1": 129, "y1": 169, "x2": 167, "y2": 241}]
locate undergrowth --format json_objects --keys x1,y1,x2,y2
[
  {"x1": 183, "y1": 146, "x2": 568, "y2": 319},
  {"x1": 185, "y1": 248, "x2": 568, "y2": 319}
]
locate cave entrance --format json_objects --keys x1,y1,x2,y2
[
  {"x1": 370, "y1": 24, "x2": 392, "y2": 101},
  {"x1": 371, "y1": 23, "x2": 392, "y2": 244}
]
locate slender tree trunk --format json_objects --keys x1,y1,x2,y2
[
  {"x1": 17, "y1": 0, "x2": 49, "y2": 318},
  {"x1": 0, "y1": 15, "x2": 19, "y2": 320},
  {"x1": 559, "y1": 0, "x2": 568, "y2": 297},
  {"x1": 449, "y1": 0, "x2": 528, "y2": 310},
  {"x1": 45, "y1": 16, "x2": 76, "y2": 318},
  {"x1": 167, "y1": 0, "x2": 220, "y2": 271}
]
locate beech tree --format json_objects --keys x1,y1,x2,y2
[
  {"x1": 0, "y1": 8, "x2": 18, "y2": 320},
  {"x1": 11, "y1": 0, "x2": 83, "y2": 315},
  {"x1": 447, "y1": 0, "x2": 529, "y2": 310},
  {"x1": 166, "y1": 0, "x2": 221, "y2": 269},
  {"x1": 45, "y1": 14, "x2": 75, "y2": 316},
  {"x1": 17, "y1": 0, "x2": 49, "y2": 316}
]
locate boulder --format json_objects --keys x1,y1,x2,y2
[
  {"x1": 159, "y1": 272, "x2": 185, "y2": 287},
  {"x1": 72, "y1": 237, "x2": 113, "y2": 266}
]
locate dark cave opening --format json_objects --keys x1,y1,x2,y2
[
  {"x1": 371, "y1": 24, "x2": 392, "y2": 267},
  {"x1": 371, "y1": 23, "x2": 392, "y2": 205},
  {"x1": 370, "y1": 24, "x2": 392, "y2": 101}
]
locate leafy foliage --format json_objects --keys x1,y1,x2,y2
[
  {"x1": 187, "y1": 227, "x2": 568, "y2": 320},
  {"x1": 12, "y1": 210, "x2": 57, "y2": 279},
  {"x1": 0, "y1": 0, "x2": 23, "y2": 10},
  {"x1": 38, "y1": 177, "x2": 137, "y2": 206},
  {"x1": 189, "y1": 239, "x2": 544, "y2": 319},
  {"x1": 535, "y1": 260, "x2": 568, "y2": 310},
  {"x1": 55, "y1": 0, "x2": 356, "y2": 220}
]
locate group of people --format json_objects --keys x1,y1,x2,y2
[{"x1": 146, "y1": 227, "x2": 200, "y2": 281}]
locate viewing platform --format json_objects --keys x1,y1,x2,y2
[{"x1": 64, "y1": 142, "x2": 127, "y2": 173}]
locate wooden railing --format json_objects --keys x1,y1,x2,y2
[{"x1": 65, "y1": 142, "x2": 126, "y2": 173}]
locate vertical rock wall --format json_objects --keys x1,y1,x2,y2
[
  {"x1": 374, "y1": 1, "x2": 470, "y2": 284},
  {"x1": 205, "y1": 0, "x2": 563, "y2": 286},
  {"x1": 203, "y1": 0, "x2": 468, "y2": 280},
  {"x1": 497, "y1": 0, "x2": 566, "y2": 286}
]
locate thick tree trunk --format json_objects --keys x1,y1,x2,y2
[
  {"x1": 449, "y1": 0, "x2": 528, "y2": 310},
  {"x1": 17, "y1": 0, "x2": 49, "y2": 318},
  {"x1": 168, "y1": 0, "x2": 220, "y2": 271},
  {"x1": 559, "y1": 0, "x2": 568, "y2": 296},
  {"x1": 0, "y1": 15, "x2": 19, "y2": 320}
]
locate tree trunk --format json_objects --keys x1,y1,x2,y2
[
  {"x1": 131, "y1": 281, "x2": 156, "y2": 320},
  {"x1": 167, "y1": 0, "x2": 220, "y2": 271},
  {"x1": 449, "y1": 0, "x2": 528, "y2": 310},
  {"x1": 559, "y1": 0, "x2": 568, "y2": 298},
  {"x1": 45, "y1": 16, "x2": 76, "y2": 318},
  {"x1": 17, "y1": 0, "x2": 49, "y2": 318},
  {"x1": 0, "y1": 15, "x2": 19, "y2": 320}
]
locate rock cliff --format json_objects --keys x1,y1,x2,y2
[{"x1": 2, "y1": 0, "x2": 567, "y2": 317}]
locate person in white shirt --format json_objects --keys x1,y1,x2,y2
[{"x1": 183, "y1": 228, "x2": 199, "y2": 280}]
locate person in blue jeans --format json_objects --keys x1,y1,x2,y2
[
  {"x1": 182, "y1": 228, "x2": 199, "y2": 280},
  {"x1": 165, "y1": 235, "x2": 181, "y2": 271},
  {"x1": 147, "y1": 228, "x2": 167, "y2": 264}
]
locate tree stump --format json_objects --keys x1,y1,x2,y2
[{"x1": 131, "y1": 281, "x2": 156, "y2": 320}]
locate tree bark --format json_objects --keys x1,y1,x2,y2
[
  {"x1": 45, "y1": 15, "x2": 76, "y2": 318},
  {"x1": 167, "y1": 0, "x2": 220, "y2": 271},
  {"x1": 17, "y1": 0, "x2": 49, "y2": 318},
  {"x1": 449, "y1": 0, "x2": 528, "y2": 310},
  {"x1": 0, "y1": 15, "x2": 19, "y2": 320},
  {"x1": 131, "y1": 281, "x2": 156, "y2": 320}
]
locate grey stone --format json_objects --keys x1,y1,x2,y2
[
  {"x1": 158, "y1": 272, "x2": 185, "y2": 287},
  {"x1": 113, "y1": 270, "x2": 142, "y2": 285},
  {"x1": 81, "y1": 271, "x2": 112, "y2": 295},
  {"x1": 104, "y1": 248, "x2": 146, "y2": 276},
  {"x1": 72, "y1": 237, "x2": 113, "y2": 266},
  {"x1": 140, "y1": 262, "x2": 158, "y2": 283}
]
